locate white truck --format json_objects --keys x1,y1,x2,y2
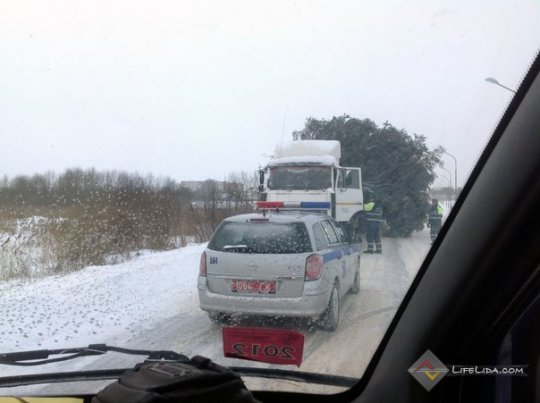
[{"x1": 258, "y1": 140, "x2": 364, "y2": 237}]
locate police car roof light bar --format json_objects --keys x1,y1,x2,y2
[{"x1": 256, "y1": 201, "x2": 331, "y2": 214}]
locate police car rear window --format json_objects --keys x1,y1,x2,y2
[{"x1": 208, "y1": 222, "x2": 313, "y2": 254}]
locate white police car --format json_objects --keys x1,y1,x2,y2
[{"x1": 197, "y1": 206, "x2": 361, "y2": 331}]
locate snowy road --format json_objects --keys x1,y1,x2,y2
[
  {"x1": 1, "y1": 230, "x2": 431, "y2": 395},
  {"x1": 127, "y1": 230, "x2": 430, "y2": 393}
]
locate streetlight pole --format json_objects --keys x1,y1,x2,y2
[
  {"x1": 439, "y1": 166, "x2": 452, "y2": 187},
  {"x1": 442, "y1": 150, "x2": 458, "y2": 201},
  {"x1": 485, "y1": 77, "x2": 517, "y2": 94},
  {"x1": 439, "y1": 166, "x2": 453, "y2": 206}
]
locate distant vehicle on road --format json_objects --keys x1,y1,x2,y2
[{"x1": 197, "y1": 210, "x2": 361, "y2": 331}]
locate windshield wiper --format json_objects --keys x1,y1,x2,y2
[
  {"x1": 223, "y1": 244, "x2": 248, "y2": 250},
  {"x1": 231, "y1": 366, "x2": 357, "y2": 387},
  {"x1": 223, "y1": 245, "x2": 255, "y2": 253},
  {"x1": 0, "y1": 367, "x2": 357, "y2": 389},
  {"x1": 0, "y1": 344, "x2": 188, "y2": 366},
  {"x1": 0, "y1": 344, "x2": 358, "y2": 388}
]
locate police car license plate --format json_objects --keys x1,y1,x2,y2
[{"x1": 232, "y1": 280, "x2": 276, "y2": 294}]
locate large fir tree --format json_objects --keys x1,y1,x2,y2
[{"x1": 293, "y1": 115, "x2": 443, "y2": 236}]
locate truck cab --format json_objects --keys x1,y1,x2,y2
[{"x1": 259, "y1": 140, "x2": 363, "y2": 231}]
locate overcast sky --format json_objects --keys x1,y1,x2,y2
[{"x1": 1, "y1": 1, "x2": 539, "y2": 186}]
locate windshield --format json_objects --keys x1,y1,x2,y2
[
  {"x1": 268, "y1": 166, "x2": 332, "y2": 190},
  {"x1": 1, "y1": 0, "x2": 539, "y2": 397}
]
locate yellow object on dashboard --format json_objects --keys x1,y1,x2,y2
[{"x1": 0, "y1": 398, "x2": 83, "y2": 403}]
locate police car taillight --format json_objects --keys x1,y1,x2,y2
[
  {"x1": 305, "y1": 254, "x2": 323, "y2": 281},
  {"x1": 199, "y1": 252, "x2": 207, "y2": 276}
]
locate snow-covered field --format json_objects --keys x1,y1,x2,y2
[
  {"x1": 0, "y1": 229, "x2": 432, "y2": 395},
  {"x1": 0, "y1": 243, "x2": 206, "y2": 351}
]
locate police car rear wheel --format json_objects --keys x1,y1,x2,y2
[{"x1": 319, "y1": 284, "x2": 339, "y2": 331}]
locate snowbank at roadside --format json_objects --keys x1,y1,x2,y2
[{"x1": 0, "y1": 243, "x2": 206, "y2": 351}]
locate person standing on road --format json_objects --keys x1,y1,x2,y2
[
  {"x1": 364, "y1": 199, "x2": 384, "y2": 254},
  {"x1": 428, "y1": 199, "x2": 444, "y2": 243}
]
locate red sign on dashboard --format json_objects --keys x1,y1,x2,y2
[{"x1": 222, "y1": 327, "x2": 304, "y2": 367}]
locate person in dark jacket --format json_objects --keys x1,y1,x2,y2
[
  {"x1": 428, "y1": 199, "x2": 444, "y2": 242},
  {"x1": 364, "y1": 199, "x2": 384, "y2": 254}
]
